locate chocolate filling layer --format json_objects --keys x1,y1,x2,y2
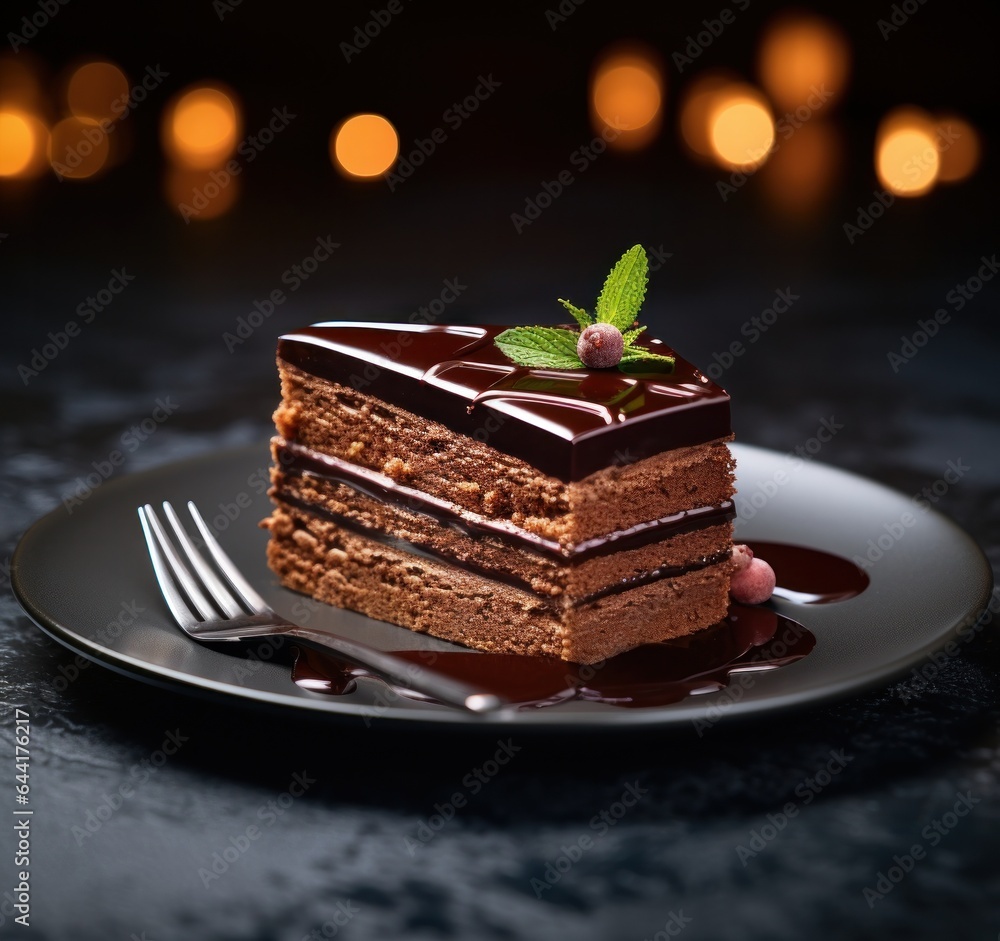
[
  {"x1": 272, "y1": 493, "x2": 731, "y2": 609},
  {"x1": 274, "y1": 439, "x2": 735, "y2": 563}
]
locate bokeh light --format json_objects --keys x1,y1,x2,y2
[
  {"x1": 875, "y1": 108, "x2": 939, "y2": 197},
  {"x1": 759, "y1": 122, "x2": 842, "y2": 218},
  {"x1": 164, "y1": 85, "x2": 241, "y2": 169},
  {"x1": 709, "y1": 90, "x2": 775, "y2": 170},
  {"x1": 935, "y1": 114, "x2": 981, "y2": 183},
  {"x1": 0, "y1": 111, "x2": 37, "y2": 177},
  {"x1": 592, "y1": 56, "x2": 663, "y2": 132},
  {"x1": 679, "y1": 71, "x2": 738, "y2": 160},
  {"x1": 331, "y1": 114, "x2": 399, "y2": 178},
  {"x1": 758, "y1": 13, "x2": 850, "y2": 110},
  {"x1": 165, "y1": 165, "x2": 240, "y2": 221},
  {"x1": 48, "y1": 116, "x2": 110, "y2": 180},
  {"x1": 67, "y1": 61, "x2": 129, "y2": 122}
]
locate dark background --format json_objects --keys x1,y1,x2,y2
[{"x1": 2, "y1": 1, "x2": 998, "y2": 939}]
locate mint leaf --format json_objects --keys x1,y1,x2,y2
[
  {"x1": 557, "y1": 298, "x2": 592, "y2": 330},
  {"x1": 620, "y1": 326, "x2": 644, "y2": 348},
  {"x1": 595, "y1": 244, "x2": 648, "y2": 331},
  {"x1": 494, "y1": 326, "x2": 583, "y2": 369},
  {"x1": 618, "y1": 347, "x2": 675, "y2": 370}
]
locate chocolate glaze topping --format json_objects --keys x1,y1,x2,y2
[{"x1": 277, "y1": 323, "x2": 732, "y2": 481}]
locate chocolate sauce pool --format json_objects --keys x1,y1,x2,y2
[{"x1": 289, "y1": 543, "x2": 867, "y2": 711}]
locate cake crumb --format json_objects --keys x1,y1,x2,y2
[
  {"x1": 382, "y1": 456, "x2": 412, "y2": 480},
  {"x1": 346, "y1": 440, "x2": 365, "y2": 458}
]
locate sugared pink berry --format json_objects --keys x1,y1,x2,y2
[
  {"x1": 731, "y1": 543, "x2": 754, "y2": 572},
  {"x1": 577, "y1": 323, "x2": 624, "y2": 369},
  {"x1": 730, "y1": 557, "x2": 776, "y2": 605}
]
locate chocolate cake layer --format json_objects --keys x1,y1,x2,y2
[
  {"x1": 270, "y1": 452, "x2": 733, "y2": 603},
  {"x1": 266, "y1": 501, "x2": 732, "y2": 664},
  {"x1": 277, "y1": 323, "x2": 731, "y2": 482}
]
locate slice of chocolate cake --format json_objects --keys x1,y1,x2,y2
[{"x1": 264, "y1": 321, "x2": 735, "y2": 664}]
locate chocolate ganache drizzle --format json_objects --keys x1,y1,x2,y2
[{"x1": 277, "y1": 323, "x2": 732, "y2": 482}]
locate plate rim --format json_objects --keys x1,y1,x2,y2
[{"x1": 11, "y1": 442, "x2": 994, "y2": 730}]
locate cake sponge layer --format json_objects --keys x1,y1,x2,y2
[{"x1": 265, "y1": 501, "x2": 732, "y2": 664}]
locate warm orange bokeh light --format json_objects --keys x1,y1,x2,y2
[
  {"x1": 48, "y1": 116, "x2": 110, "y2": 180},
  {"x1": 760, "y1": 122, "x2": 841, "y2": 217},
  {"x1": 592, "y1": 58, "x2": 663, "y2": 132},
  {"x1": 679, "y1": 72, "x2": 739, "y2": 160},
  {"x1": 165, "y1": 166, "x2": 240, "y2": 221},
  {"x1": 876, "y1": 108, "x2": 939, "y2": 196},
  {"x1": 332, "y1": 114, "x2": 399, "y2": 178},
  {"x1": 67, "y1": 61, "x2": 129, "y2": 122},
  {"x1": 758, "y1": 13, "x2": 850, "y2": 110},
  {"x1": 935, "y1": 114, "x2": 981, "y2": 183},
  {"x1": 709, "y1": 91, "x2": 775, "y2": 170},
  {"x1": 0, "y1": 111, "x2": 37, "y2": 177},
  {"x1": 165, "y1": 86, "x2": 240, "y2": 169}
]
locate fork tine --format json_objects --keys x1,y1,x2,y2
[
  {"x1": 185, "y1": 500, "x2": 271, "y2": 614},
  {"x1": 138, "y1": 506, "x2": 199, "y2": 631},
  {"x1": 161, "y1": 502, "x2": 244, "y2": 619},
  {"x1": 141, "y1": 504, "x2": 219, "y2": 621}
]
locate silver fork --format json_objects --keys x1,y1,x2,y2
[{"x1": 137, "y1": 500, "x2": 506, "y2": 715}]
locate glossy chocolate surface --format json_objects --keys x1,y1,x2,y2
[
  {"x1": 278, "y1": 323, "x2": 731, "y2": 481},
  {"x1": 292, "y1": 605, "x2": 816, "y2": 710}
]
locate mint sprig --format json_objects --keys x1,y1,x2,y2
[
  {"x1": 494, "y1": 244, "x2": 675, "y2": 372},
  {"x1": 493, "y1": 326, "x2": 583, "y2": 369}
]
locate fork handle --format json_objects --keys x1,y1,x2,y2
[{"x1": 282, "y1": 625, "x2": 508, "y2": 715}]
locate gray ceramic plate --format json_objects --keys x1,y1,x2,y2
[{"x1": 12, "y1": 443, "x2": 993, "y2": 729}]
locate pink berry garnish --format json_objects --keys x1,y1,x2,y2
[
  {"x1": 730, "y1": 557, "x2": 776, "y2": 605},
  {"x1": 731, "y1": 543, "x2": 754, "y2": 572},
  {"x1": 577, "y1": 323, "x2": 624, "y2": 369}
]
